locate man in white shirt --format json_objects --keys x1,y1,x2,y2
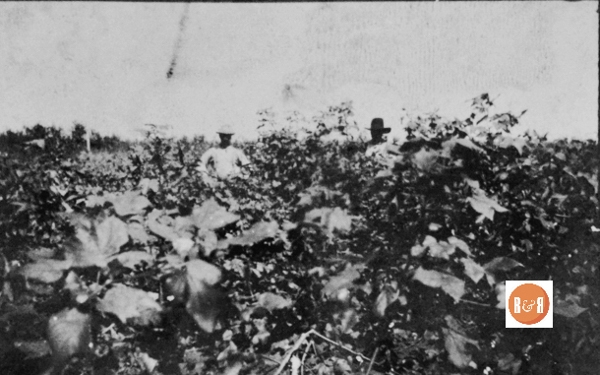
[
  {"x1": 197, "y1": 124, "x2": 251, "y2": 185},
  {"x1": 365, "y1": 118, "x2": 397, "y2": 158}
]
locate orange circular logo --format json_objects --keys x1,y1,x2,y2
[{"x1": 508, "y1": 283, "x2": 550, "y2": 325}]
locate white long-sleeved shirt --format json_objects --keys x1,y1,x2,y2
[
  {"x1": 365, "y1": 142, "x2": 389, "y2": 157},
  {"x1": 366, "y1": 141, "x2": 402, "y2": 158},
  {"x1": 197, "y1": 146, "x2": 250, "y2": 180}
]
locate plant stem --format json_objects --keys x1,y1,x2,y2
[
  {"x1": 273, "y1": 330, "x2": 314, "y2": 375},
  {"x1": 460, "y1": 298, "x2": 492, "y2": 308},
  {"x1": 366, "y1": 346, "x2": 379, "y2": 375},
  {"x1": 301, "y1": 340, "x2": 310, "y2": 375},
  {"x1": 310, "y1": 330, "x2": 374, "y2": 364}
]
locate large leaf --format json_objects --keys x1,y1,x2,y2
[
  {"x1": 191, "y1": 198, "x2": 240, "y2": 230},
  {"x1": 448, "y1": 237, "x2": 472, "y2": 257},
  {"x1": 416, "y1": 236, "x2": 455, "y2": 259},
  {"x1": 413, "y1": 267, "x2": 465, "y2": 303},
  {"x1": 483, "y1": 257, "x2": 524, "y2": 286},
  {"x1": 185, "y1": 283, "x2": 225, "y2": 333},
  {"x1": 297, "y1": 186, "x2": 342, "y2": 207},
  {"x1": 494, "y1": 135, "x2": 528, "y2": 155},
  {"x1": 25, "y1": 139, "x2": 45, "y2": 149},
  {"x1": 135, "y1": 351, "x2": 159, "y2": 374},
  {"x1": 97, "y1": 216, "x2": 130, "y2": 253},
  {"x1": 138, "y1": 178, "x2": 159, "y2": 194},
  {"x1": 185, "y1": 259, "x2": 225, "y2": 333},
  {"x1": 466, "y1": 189, "x2": 508, "y2": 221},
  {"x1": 162, "y1": 254, "x2": 186, "y2": 269},
  {"x1": 127, "y1": 222, "x2": 150, "y2": 244},
  {"x1": 555, "y1": 300, "x2": 587, "y2": 318},
  {"x1": 97, "y1": 284, "x2": 162, "y2": 326},
  {"x1": 442, "y1": 326, "x2": 479, "y2": 369},
  {"x1": 412, "y1": 148, "x2": 441, "y2": 171},
  {"x1": 325, "y1": 208, "x2": 354, "y2": 236},
  {"x1": 256, "y1": 292, "x2": 292, "y2": 311},
  {"x1": 483, "y1": 257, "x2": 524, "y2": 273},
  {"x1": 174, "y1": 216, "x2": 195, "y2": 238},
  {"x1": 146, "y1": 209, "x2": 177, "y2": 241},
  {"x1": 303, "y1": 208, "x2": 326, "y2": 224},
  {"x1": 411, "y1": 235, "x2": 437, "y2": 257},
  {"x1": 110, "y1": 251, "x2": 154, "y2": 269},
  {"x1": 464, "y1": 178, "x2": 481, "y2": 190},
  {"x1": 441, "y1": 138, "x2": 484, "y2": 157},
  {"x1": 186, "y1": 259, "x2": 222, "y2": 286},
  {"x1": 85, "y1": 195, "x2": 109, "y2": 208},
  {"x1": 197, "y1": 229, "x2": 219, "y2": 257},
  {"x1": 222, "y1": 361, "x2": 243, "y2": 375},
  {"x1": 63, "y1": 271, "x2": 91, "y2": 302},
  {"x1": 497, "y1": 353, "x2": 522, "y2": 375},
  {"x1": 577, "y1": 171, "x2": 598, "y2": 194},
  {"x1": 19, "y1": 259, "x2": 72, "y2": 283},
  {"x1": 304, "y1": 207, "x2": 354, "y2": 237},
  {"x1": 26, "y1": 247, "x2": 56, "y2": 261},
  {"x1": 322, "y1": 264, "x2": 363, "y2": 297},
  {"x1": 374, "y1": 281, "x2": 400, "y2": 317},
  {"x1": 412, "y1": 236, "x2": 471, "y2": 260},
  {"x1": 109, "y1": 191, "x2": 151, "y2": 216},
  {"x1": 13, "y1": 340, "x2": 51, "y2": 359},
  {"x1": 328, "y1": 358, "x2": 351, "y2": 375},
  {"x1": 491, "y1": 112, "x2": 521, "y2": 130},
  {"x1": 172, "y1": 237, "x2": 196, "y2": 258},
  {"x1": 147, "y1": 219, "x2": 177, "y2": 241},
  {"x1": 162, "y1": 269, "x2": 188, "y2": 305},
  {"x1": 47, "y1": 308, "x2": 92, "y2": 368},
  {"x1": 67, "y1": 215, "x2": 129, "y2": 268},
  {"x1": 427, "y1": 239, "x2": 454, "y2": 259},
  {"x1": 217, "y1": 338, "x2": 239, "y2": 362},
  {"x1": 460, "y1": 258, "x2": 485, "y2": 283},
  {"x1": 226, "y1": 221, "x2": 279, "y2": 246}
]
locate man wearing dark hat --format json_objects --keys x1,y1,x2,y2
[
  {"x1": 196, "y1": 124, "x2": 251, "y2": 183},
  {"x1": 365, "y1": 118, "x2": 396, "y2": 157}
]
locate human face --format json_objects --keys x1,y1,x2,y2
[
  {"x1": 371, "y1": 130, "x2": 386, "y2": 143},
  {"x1": 219, "y1": 133, "x2": 233, "y2": 146}
]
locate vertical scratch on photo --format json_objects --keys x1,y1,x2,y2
[{"x1": 167, "y1": 2, "x2": 191, "y2": 79}]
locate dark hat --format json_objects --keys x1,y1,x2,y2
[{"x1": 366, "y1": 118, "x2": 390, "y2": 133}]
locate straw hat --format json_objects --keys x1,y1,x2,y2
[{"x1": 216, "y1": 124, "x2": 235, "y2": 135}]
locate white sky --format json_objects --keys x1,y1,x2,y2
[{"x1": 0, "y1": 2, "x2": 597, "y2": 141}]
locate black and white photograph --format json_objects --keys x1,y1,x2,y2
[{"x1": 0, "y1": 2, "x2": 598, "y2": 375}]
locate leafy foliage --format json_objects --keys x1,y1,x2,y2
[
  {"x1": 98, "y1": 284, "x2": 162, "y2": 326},
  {"x1": 1, "y1": 97, "x2": 599, "y2": 375}
]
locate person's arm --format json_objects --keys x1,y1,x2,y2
[
  {"x1": 196, "y1": 149, "x2": 211, "y2": 173},
  {"x1": 196, "y1": 149, "x2": 218, "y2": 186},
  {"x1": 366, "y1": 143, "x2": 384, "y2": 157},
  {"x1": 365, "y1": 145, "x2": 376, "y2": 157},
  {"x1": 236, "y1": 149, "x2": 253, "y2": 175},
  {"x1": 385, "y1": 143, "x2": 401, "y2": 156}
]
